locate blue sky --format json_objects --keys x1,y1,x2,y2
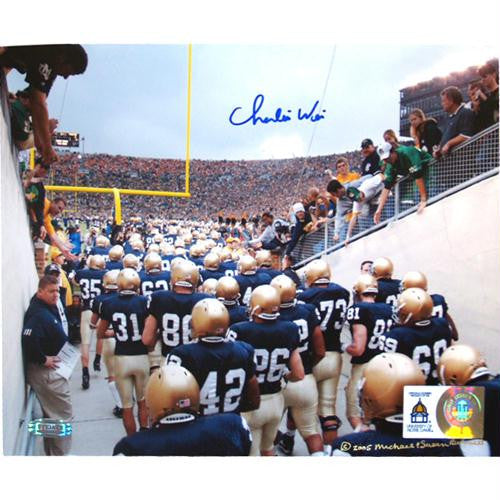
[{"x1": 7, "y1": 44, "x2": 497, "y2": 161}]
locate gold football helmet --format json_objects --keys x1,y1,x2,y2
[
  {"x1": 146, "y1": 364, "x2": 200, "y2": 424},
  {"x1": 238, "y1": 255, "x2": 257, "y2": 275},
  {"x1": 396, "y1": 288, "x2": 433, "y2": 324},
  {"x1": 353, "y1": 274, "x2": 378, "y2": 296},
  {"x1": 117, "y1": 268, "x2": 140, "y2": 292},
  {"x1": 255, "y1": 249, "x2": 272, "y2": 268},
  {"x1": 198, "y1": 233, "x2": 207, "y2": 241},
  {"x1": 216, "y1": 276, "x2": 240, "y2": 304},
  {"x1": 200, "y1": 278, "x2": 218, "y2": 295},
  {"x1": 270, "y1": 275, "x2": 296, "y2": 305},
  {"x1": 123, "y1": 253, "x2": 139, "y2": 270},
  {"x1": 191, "y1": 298, "x2": 230, "y2": 338},
  {"x1": 304, "y1": 259, "x2": 331, "y2": 287},
  {"x1": 203, "y1": 253, "x2": 220, "y2": 271},
  {"x1": 174, "y1": 239, "x2": 185, "y2": 248},
  {"x1": 205, "y1": 239, "x2": 216, "y2": 250},
  {"x1": 249, "y1": 285, "x2": 281, "y2": 320},
  {"x1": 131, "y1": 239, "x2": 145, "y2": 252},
  {"x1": 171, "y1": 260, "x2": 199, "y2": 289},
  {"x1": 437, "y1": 345, "x2": 490, "y2": 385},
  {"x1": 189, "y1": 244, "x2": 202, "y2": 258},
  {"x1": 401, "y1": 271, "x2": 428, "y2": 291},
  {"x1": 88, "y1": 254, "x2": 106, "y2": 270},
  {"x1": 102, "y1": 269, "x2": 120, "y2": 290},
  {"x1": 220, "y1": 248, "x2": 232, "y2": 262},
  {"x1": 360, "y1": 352, "x2": 425, "y2": 421},
  {"x1": 108, "y1": 245, "x2": 124, "y2": 262},
  {"x1": 183, "y1": 233, "x2": 193, "y2": 245},
  {"x1": 175, "y1": 247, "x2": 186, "y2": 256},
  {"x1": 96, "y1": 235, "x2": 110, "y2": 248},
  {"x1": 160, "y1": 243, "x2": 174, "y2": 256},
  {"x1": 372, "y1": 257, "x2": 394, "y2": 279},
  {"x1": 147, "y1": 243, "x2": 160, "y2": 254},
  {"x1": 144, "y1": 252, "x2": 162, "y2": 273},
  {"x1": 153, "y1": 234, "x2": 164, "y2": 244}
]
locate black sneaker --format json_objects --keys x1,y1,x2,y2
[
  {"x1": 82, "y1": 372, "x2": 90, "y2": 390},
  {"x1": 277, "y1": 432, "x2": 295, "y2": 456},
  {"x1": 93, "y1": 358, "x2": 101, "y2": 372},
  {"x1": 112, "y1": 406, "x2": 123, "y2": 418}
]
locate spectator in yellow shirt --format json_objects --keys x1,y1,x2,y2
[{"x1": 43, "y1": 197, "x2": 76, "y2": 261}]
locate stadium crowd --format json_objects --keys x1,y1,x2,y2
[{"x1": 1, "y1": 46, "x2": 499, "y2": 458}]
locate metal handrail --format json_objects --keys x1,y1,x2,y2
[{"x1": 13, "y1": 388, "x2": 37, "y2": 456}]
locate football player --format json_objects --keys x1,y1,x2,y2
[
  {"x1": 89, "y1": 269, "x2": 122, "y2": 417},
  {"x1": 97, "y1": 268, "x2": 149, "y2": 436},
  {"x1": 271, "y1": 275, "x2": 326, "y2": 456},
  {"x1": 297, "y1": 259, "x2": 350, "y2": 449},
  {"x1": 74, "y1": 254, "x2": 106, "y2": 389},
  {"x1": 256, "y1": 249, "x2": 282, "y2": 280},
  {"x1": 187, "y1": 243, "x2": 205, "y2": 270},
  {"x1": 235, "y1": 254, "x2": 271, "y2": 306},
  {"x1": 344, "y1": 274, "x2": 393, "y2": 430},
  {"x1": 166, "y1": 298, "x2": 259, "y2": 415},
  {"x1": 159, "y1": 242, "x2": 177, "y2": 272},
  {"x1": 331, "y1": 353, "x2": 471, "y2": 456},
  {"x1": 113, "y1": 365, "x2": 252, "y2": 456},
  {"x1": 400, "y1": 270, "x2": 459, "y2": 340},
  {"x1": 106, "y1": 245, "x2": 124, "y2": 271},
  {"x1": 87, "y1": 234, "x2": 110, "y2": 258},
  {"x1": 220, "y1": 247, "x2": 238, "y2": 277},
  {"x1": 215, "y1": 276, "x2": 248, "y2": 325},
  {"x1": 201, "y1": 253, "x2": 225, "y2": 281},
  {"x1": 139, "y1": 252, "x2": 170, "y2": 296},
  {"x1": 372, "y1": 257, "x2": 401, "y2": 307},
  {"x1": 377, "y1": 288, "x2": 452, "y2": 385},
  {"x1": 438, "y1": 344, "x2": 500, "y2": 456},
  {"x1": 122, "y1": 253, "x2": 140, "y2": 271},
  {"x1": 142, "y1": 260, "x2": 211, "y2": 371},
  {"x1": 200, "y1": 278, "x2": 218, "y2": 295},
  {"x1": 228, "y1": 285, "x2": 304, "y2": 456}
]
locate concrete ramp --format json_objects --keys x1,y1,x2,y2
[{"x1": 319, "y1": 174, "x2": 500, "y2": 372}]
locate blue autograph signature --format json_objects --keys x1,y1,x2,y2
[{"x1": 229, "y1": 94, "x2": 326, "y2": 126}]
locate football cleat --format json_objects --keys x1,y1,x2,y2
[
  {"x1": 238, "y1": 255, "x2": 258, "y2": 275},
  {"x1": 123, "y1": 253, "x2": 140, "y2": 270},
  {"x1": 249, "y1": 285, "x2": 281, "y2": 320},
  {"x1": 360, "y1": 352, "x2": 425, "y2": 422},
  {"x1": 216, "y1": 276, "x2": 240, "y2": 304},
  {"x1": 144, "y1": 252, "x2": 162, "y2": 273},
  {"x1": 353, "y1": 274, "x2": 378, "y2": 296},
  {"x1": 396, "y1": 288, "x2": 433, "y2": 324},
  {"x1": 108, "y1": 244, "x2": 124, "y2": 262},
  {"x1": 191, "y1": 298, "x2": 230, "y2": 338},
  {"x1": 112, "y1": 406, "x2": 123, "y2": 418},
  {"x1": 171, "y1": 260, "x2": 199, "y2": 289},
  {"x1": 93, "y1": 357, "x2": 101, "y2": 372},
  {"x1": 117, "y1": 268, "x2": 141, "y2": 292},
  {"x1": 88, "y1": 254, "x2": 106, "y2": 270},
  {"x1": 82, "y1": 372, "x2": 90, "y2": 390},
  {"x1": 400, "y1": 270, "x2": 428, "y2": 292},
  {"x1": 145, "y1": 364, "x2": 200, "y2": 424},
  {"x1": 203, "y1": 252, "x2": 221, "y2": 271},
  {"x1": 276, "y1": 431, "x2": 295, "y2": 456},
  {"x1": 102, "y1": 270, "x2": 120, "y2": 290},
  {"x1": 372, "y1": 257, "x2": 394, "y2": 279},
  {"x1": 437, "y1": 344, "x2": 490, "y2": 386},
  {"x1": 270, "y1": 274, "x2": 297, "y2": 305},
  {"x1": 304, "y1": 259, "x2": 331, "y2": 287}
]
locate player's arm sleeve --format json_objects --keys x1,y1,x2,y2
[
  {"x1": 285, "y1": 222, "x2": 303, "y2": 256},
  {"x1": 21, "y1": 318, "x2": 47, "y2": 365},
  {"x1": 383, "y1": 163, "x2": 396, "y2": 189}
]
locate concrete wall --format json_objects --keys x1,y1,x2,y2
[
  {"x1": 1, "y1": 77, "x2": 39, "y2": 454},
  {"x1": 315, "y1": 174, "x2": 500, "y2": 373}
]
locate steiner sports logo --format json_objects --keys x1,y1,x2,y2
[{"x1": 28, "y1": 419, "x2": 72, "y2": 438}]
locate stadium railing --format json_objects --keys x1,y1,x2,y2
[
  {"x1": 291, "y1": 123, "x2": 499, "y2": 267},
  {"x1": 13, "y1": 388, "x2": 39, "y2": 455}
]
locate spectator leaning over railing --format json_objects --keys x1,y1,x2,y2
[
  {"x1": 409, "y1": 109, "x2": 442, "y2": 154},
  {"x1": 475, "y1": 61, "x2": 499, "y2": 132},
  {"x1": 433, "y1": 86, "x2": 475, "y2": 159},
  {"x1": 325, "y1": 157, "x2": 361, "y2": 184},
  {"x1": 0, "y1": 44, "x2": 88, "y2": 165},
  {"x1": 373, "y1": 142, "x2": 432, "y2": 224},
  {"x1": 44, "y1": 196, "x2": 77, "y2": 261}
]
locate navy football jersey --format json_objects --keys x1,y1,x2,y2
[
  {"x1": 87, "y1": 246, "x2": 109, "y2": 260},
  {"x1": 113, "y1": 413, "x2": 252, "y2": 456},
  {"x1": 201, "y1": 269, "x2": 225, "y2": 281},
  {"x1": 90, "y1": 290, "x2": 118, "y2": 317},
  {"x1": 469, "y1": 375, "x2": 500, "y2": 456},
  {"x1": 100, "y1": 293, "x2": 149, "y2": 356},
  {"x1": 105, "y1": 260, "x2": 123, "y2": 271},
  {"x1": 345, "y1": 301, "x2": 393, "y2": 364},
  {"x1": 297, "y1": 284, "x2": 350, "y2": 352},
  {"x1": 258, "y1": 268, "x2": 282, "y2": 280},
  {"x1": 331, "y1": 425, "x2": 463, "y2": 457},
  {"x1": 139, "y1": 270, "x2": 171, "y2": 296},
  {"x1": 221, "y1": 260, "x2": 238, "y2": 277},
  {"x1": 226, "y1": 303, "x2": 248, "y2": 325},
  {"x1": 431, "y1": 293, "x2": 448, "y2": 318},
  {"x1": 278, "y1": 303, "x2": 320, "y2": 374},
  {"x1": 166, "y1": 339, "x2": 255, "y2": 415},
  {"x1": 148, "y1": 291, "x2": 211, "y2": 356},
  {"x1": 188, "y1": 256, "x2": 205, "y2": 271},
  {"x1": 375, "y1": 278, "x2": 401, "y2": 306},
  {"x1": 236, "y1": 272, "x2": 272, "y2": 306},
  {"x1": 74, "y1": 268, "x2": 106, "y2": 310},
  {"x1": 164, "y1": 233, "x2": 177, "y2": 246},
  {"x1": 228, "y1": 320, "x2": 300, "y2": 395},
  {"x1": 378, "y1": 317, "x2": 452, "y2": 384}
]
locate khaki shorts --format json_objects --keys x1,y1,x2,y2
[
  {"x1": 345, "y1": 363, "x2": 366, "y2": 419},
  {"x1": 80, "y1": 309, "x2": 93, "y2": 345},
  {"x1": 313, "y1": 351, "x2": 342, "y2": 416},
  {"x1": 114, "y1": 355, "x2": 150, "y2": 408},
  {"x1": 283, "y1": 373, "x2": 319, "y2": 438},
  {"x1": 242, "y1": 391, "x2": 284, "y2": 455}
]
